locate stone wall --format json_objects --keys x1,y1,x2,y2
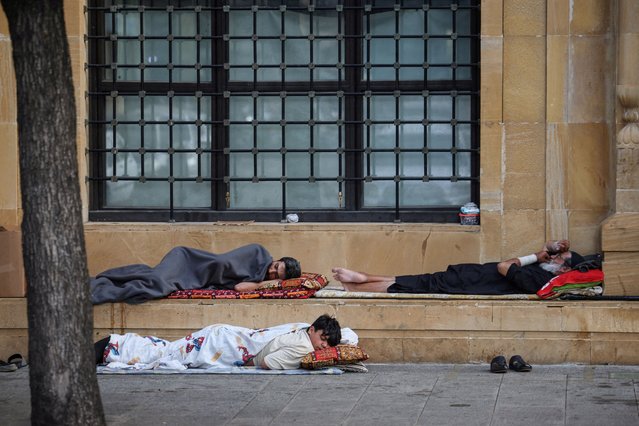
[
  {"x1": 3, "y1": 298, "x2": 639, "y2": 365},
  {"x1": 83, "y1": 223, "x2": 480, "y2": 279},
  {"x1": 1, "y1": 1, "x2": 635, "y2": 293},
  {"x1": 480, "y1": 0, "x2": 615, "y2": 265}
]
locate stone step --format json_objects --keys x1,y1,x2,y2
[{"x1": 1, "y1": 297, "x2": 638, "y2": 364}]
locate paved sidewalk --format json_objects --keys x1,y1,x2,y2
[{"x1": 1, "y1": 363, "x2": 638, "y2": 425}]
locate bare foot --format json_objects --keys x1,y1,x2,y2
[
  {"x1": 341, "y1": 282, "x2": 354, "y2": 291},
  {"x1": 331, "y1": 267, "x2": 367, "y2": 284}
]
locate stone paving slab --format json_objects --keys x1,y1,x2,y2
[{"x1": 1, "y1": 364, "x2": 638, "y2": 425}]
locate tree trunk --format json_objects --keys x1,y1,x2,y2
[{"x1": 0, "y1": 0, "x2": 105, "y2": 424}]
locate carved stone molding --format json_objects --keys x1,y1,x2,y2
[
  {"x1": 615, "y1": 86, "x2": 639, "y2": 191},
  {"x1": 619, "y1": 123, "x2": 639, "y2": 147},
  {"x1": 618, "y1": 85, "x2": 639, "y2": 147},
  {"x1": 618, "y1": 86, "x2": 639, "y2": 109}
]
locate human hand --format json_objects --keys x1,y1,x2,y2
[
  {"x1": 555, "y1": 240, "x2": 570, "y2": 253},
  {"x1": 544, "y1": 239, "x2": 570, "y2": 254},
  {"x1": 536, "y1": 250, "x2": 551, "y2": 263}
]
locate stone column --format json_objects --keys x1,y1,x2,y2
[
  {"x1": 0, "y1": 6, "x2": 20, "y2": 229},
  {"x1": 601, "y1": 0, "x2": 639, "y2": 295}
]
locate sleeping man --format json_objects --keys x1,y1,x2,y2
[
  {"x1": 332, "y1": 240, "x2": 584, "y2": 295},
  {"x1": 90, "y1": 243, "x2": 301, "y2": 304},
  {"x1": 94, "y1": 314, "x2": 346, "y2": 370}
]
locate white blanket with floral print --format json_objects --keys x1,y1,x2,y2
[{"x1": 103, "y1": 323, "x2": 358, "y2": 371}]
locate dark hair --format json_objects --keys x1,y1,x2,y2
[
  {"x1": 568, "y1": 251, "x2": 586, "y2": 268},
  {"x1": 279, "y1": 256, "x2": 301, "y2": 279},
  {"x1": 311, "y1": 314, "x2": 341, "y2": 347}
]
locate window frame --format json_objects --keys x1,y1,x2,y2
[{"x1": 87, "y1": 0, "x2": 480, "y2": 223}]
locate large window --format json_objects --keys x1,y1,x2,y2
[{"x1": 87, "y1": 0, "x2": 479, "y2": 222}]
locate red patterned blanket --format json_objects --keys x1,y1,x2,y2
[{"x1": 167, "y1": 272, "x2": 328, "y2": 300}]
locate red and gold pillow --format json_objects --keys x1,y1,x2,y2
[
  {"x1": 257, "y1": 272, "x2": 329, "y2": 291},
  {"x1": 300, "y1": 345, "x2": 369, "y2": 370}
]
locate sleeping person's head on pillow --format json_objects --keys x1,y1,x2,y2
[
  {"x1": 266, "y1": 257, "x2": 302, "y2": 280},
  {"x1": 307, "y1": 314, "x2": 342, "y2": 350},
  {"x1": 248, "y1": 314, "x2": 342, "y2": 370},
  {"x1": 235, "y1": 255, "x2": 303, "y2": 292}
]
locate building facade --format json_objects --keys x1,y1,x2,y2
[{"x1": 1, "y1": 0, "x2": 638, "y2": 295}]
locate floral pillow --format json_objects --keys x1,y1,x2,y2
[
  {"x1": 300, "y1": 345, "x2": 369, "y2": 370},
  {"x1": 257, "y1": 272, "x2": 329, "y2": 291}
]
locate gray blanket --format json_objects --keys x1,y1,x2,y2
[{"x1": 90, "y1": 244, "x2": 272, "y2": 304}]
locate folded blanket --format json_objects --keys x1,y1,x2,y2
[{"x1": 536, "y1": 269, "x2": 604, "y2": 300}]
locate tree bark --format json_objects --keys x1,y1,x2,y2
[{"x1": 0, "y1": 0, "x2": 105, "y2": 424}]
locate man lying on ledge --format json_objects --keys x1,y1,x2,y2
[
  {"x1": 332, "y1": 240, "x2": 584, "y2": 295},
  {"x1": 91, "y1": 243, "x2": 302, "y2": 304}
]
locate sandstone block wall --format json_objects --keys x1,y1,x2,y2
[
  {"x1": 0, "y1": 1, "x2": 635, "y2": 292},
  {"x1": 4, "y1": 298, "x2": 639, "y2": 365}
]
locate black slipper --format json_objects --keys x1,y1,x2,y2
[
  {"x1": 509, "y1": 355, "x2": 532, "y2": 372},
  {"x1": 490, "y1": 355, "x2": 508, "y2": 373},
  {"x1": 8, "y1": 353, "x2": 26, "y2": 369}
]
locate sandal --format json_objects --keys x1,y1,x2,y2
[
  {"x1": 8, "y1": 353, "x2": 26, "y2": 369},
  {"x1": 0, "y1": 360, "x2": 17, "y2": 372},
  {"x1": 490, "y1": 355, "x2": 508, "y2": 373},
  {"x1": 509, "y1": 355, "x2": 532, "y2": 372}
]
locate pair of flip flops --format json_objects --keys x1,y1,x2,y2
[
  {"x1": 490, "y1": 355, "x2": 532, "y2": 373},
  {"x1": 0, "y1": 354, "x2": 26, "y2": 372}
]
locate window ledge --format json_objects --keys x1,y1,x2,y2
[{"x1": 84, "y1": 222, "x2": 480, "y2": 233}]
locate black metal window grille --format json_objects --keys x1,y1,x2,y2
[{"x1": 87, "y1": 0, "x2": 480, "y2": 222}]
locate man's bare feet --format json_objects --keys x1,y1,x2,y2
[{"x1": 331, "y1": 267, "x2": 367, "y2": 284}]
